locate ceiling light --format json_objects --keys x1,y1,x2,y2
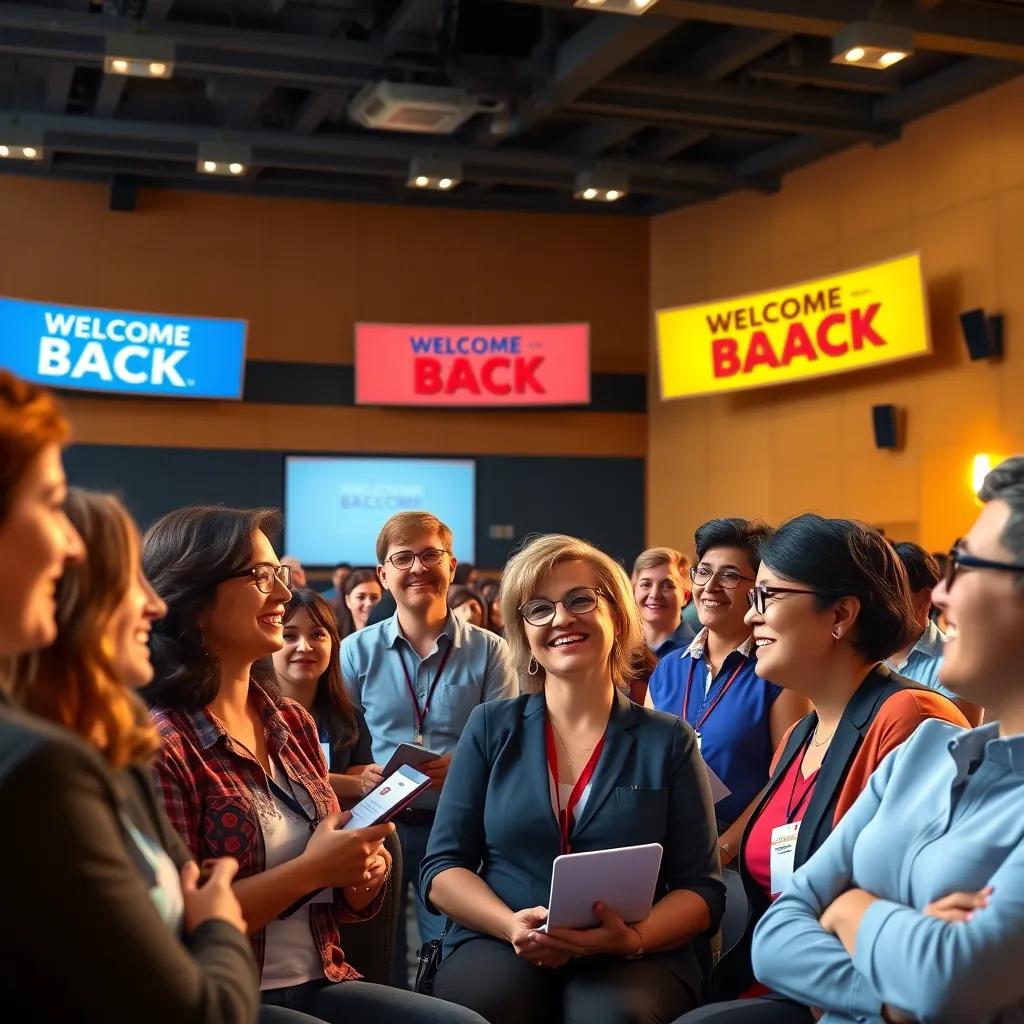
[
  {"x1": 878, "y1": 51, "x2": 907, "y2": 67},
  {"x1": 0, "y1": 125, "x2": 44, "y2": 162},
  {"x1": 196, "y1": 142, "x2": 251, "y2": 177},
  {"x1": 573, "y1": 0, "x2": 660, "y2": 12},
  {"x1": 574, "y1": 169, "x2": 628, "y2": 203},
  {"x1": 104, "y1": 33, "x2": 176, "y2": 79},
  {"x1": 407, "y1": 156, "x2": 462, "y2": 192},
  {"x1": 831, "y1": 22, "x2": 914, "y2": 70}
]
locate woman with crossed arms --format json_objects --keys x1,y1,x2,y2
[{"x1": 421, "y1": 533, "x2": 724, "y2": 1024}]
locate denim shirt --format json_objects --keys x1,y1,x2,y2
[
  {"x1": 341, "y1": 612, "x2": 517, "y2": 808},
  {"x1": 752, "y1": 718, "x2": 1024, "y2": 1023}
]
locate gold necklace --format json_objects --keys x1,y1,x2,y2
[
  {"x1": 812, "y1": 725, "x2": 835, "y2": 747},
  {"x1": 550, "y1": 721, "x2": 595, "y2": 775}
]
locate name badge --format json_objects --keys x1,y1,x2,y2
[
  {"x1": 320, "y1": 740, "x2": 332, "y2": 770},
  {"x1": 769, "y1": 821, "x2": 801, "y2": 897}
]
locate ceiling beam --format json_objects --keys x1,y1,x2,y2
[
  {"x1": 385, "y1": 0, "x2": 445, "y2": 35},
  {"x1": 554, "y1": 118, "x2": 639, "y2": 156},
  {"x1": 292, "y1": 89, "x2": 347, "y2": 133},
  {"x1": 745, "y1": 52, "x2": 901, "y2": 94},
  {"x1": 501, "y1": 12, "x2": 681, "y2": 141},
  {"x1": 10, "y1": 110, "x2": 765, "y2": 193},
  {"x1": 93, "y1": 74, "x2": 126, "y2": 118},
  {"x1": 505, "y1": 0, "x2": 1024, "y2": 62},
  {"x1": 639, "y1": 26, "x2": 789, "y2": 162}
]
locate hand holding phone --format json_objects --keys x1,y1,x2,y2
[
  {"x1": 342, "y1": 765, "x2": 432, "y2": 830},
  {"x1": 302, "y1": 810, "x2": 394, "y2": 889}
]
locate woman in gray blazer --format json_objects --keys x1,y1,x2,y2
[{"x1": 421, "y1": 534, "x2": 725, "y2": 1024}]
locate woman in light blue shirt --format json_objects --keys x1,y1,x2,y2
[{"x1": 748, "y1": 456, "x2": 1024, "y2": 1023}]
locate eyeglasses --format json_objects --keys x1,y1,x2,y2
[
  {"x1": 224, "y1": 562, "x2": 291, "y2": 595},
  {"x1": 519, "y1": 586, "x2": 611, "y2": 627},
  {"x1": 384, "y1": 547, "x2": 451, "y2": 571},
  {"x1": 944, "y1": 539, "x2": 1024, "y2": 590},
  {"x1": 747, "y1": 583, "x2": 822, "y2": 615},
  {"x1": 689, "y1": 565, "x2": 755, "y2": 589}
]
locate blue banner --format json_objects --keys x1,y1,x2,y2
[{"x1": 0, "y1": 297, "x2": 247, "y2": 399}]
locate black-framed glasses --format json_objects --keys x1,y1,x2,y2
[
  {"x1": 519, "y1": 586, "x2": 611, "y2": 627},
  {"x1": 747, "y1": 583, "x2": 822, "y2": 615},
  {"x1": 384, "y1": 547, "x2": 451, "y2": 571},
  {"x1": 690, "y1": 565, "x2": 755, "y2": 590},
  {"x1": 944, "y1": 539, "x2": 1024, "y2": 590},
  {"x1": 224, "y1": 562, "x2": 291, "y2": 595}
]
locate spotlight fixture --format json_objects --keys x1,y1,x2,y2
[
  {"x1": 104, "y1": 33, "x2": 176, "y2": 79},
  {"x1": 574, "y1": 169, "x2": 628, "y2": 203},
  {"x1": 831, "y1": 22, "x2": 913, "y2": 70},
  {"x1": 0, "y1": 124, "x2": 44, "y2": 161},
  {"x1": 407, "y1": 157, "x2": 462, "y2": 192},
  {"x1": 573, "y1": 0, "x2": 660, "y2": 12},
  {"x1": 196, "y1": 142, "x2": 251, "y2": 177}
]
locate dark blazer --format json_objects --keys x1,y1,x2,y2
[
  {"x1": 712, "y1": 666, "x2": 952, "y2": 1000},
  {"x1": 0, "y1": 700, "x2": 258, "y2": 1024},
  {"x1": 420, "y1": 690, "x2": 725, "y2": 995}
]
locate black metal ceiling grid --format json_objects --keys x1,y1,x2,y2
[{"x1": 0, "y1": 0, "x2": 1019, "y2": 215}]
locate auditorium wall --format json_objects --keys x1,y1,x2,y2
[
  {"x1": 0, "y1": 178, "x2": 649, "y2": 564},
  {"x1": 648, "y1": 74, "x2": 1024, "y2": 555}
]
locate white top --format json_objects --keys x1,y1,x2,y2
[
  {"x1": 548, "y1": 773, "x2": 592, "y2": 822},
  {"x1": 259, "y1": 759, "x2": 323, "y2": 991}
]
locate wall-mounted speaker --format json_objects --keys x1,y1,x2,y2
[
  {"x1": 959, "y1": 308, "x2": 1003, "y2": 361},
  {"x1": 872, "y1": 404, "x2": 901, "y2": 450}
]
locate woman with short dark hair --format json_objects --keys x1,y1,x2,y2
[
  {"x1": 335, "y1": 569, "x2": 383, "y2": 640},
  {"x1": 682, "y1": 514, "x2": 969, "y2": 1020}
]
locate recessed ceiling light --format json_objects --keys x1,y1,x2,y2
[
  {"x1": 878, "y1": 51, "x2": 907, "y2": 67},
  {"x1": 831, "y1": 22, "x2": 914, "y2": 70},
  {"x1": 844, "y1": 47, "x2": 866, "y2": 62},
  {"x1": 573, "y1": 0, "x2": 660, "y2": 12}
]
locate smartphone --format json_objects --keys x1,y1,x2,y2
[
  {"x1": 382, "y1": 741, "x2": 440, "y2": 777},
  {"x1": 342, "y1": 764, "x2": 432, "y2": 830}
]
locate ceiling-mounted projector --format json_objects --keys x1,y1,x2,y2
[{"x1": 348, "y1": 81, "x2": 500, "y2": 134}]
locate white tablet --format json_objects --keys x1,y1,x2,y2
[{"x1": 541, "y1": 843, "x2": 664, "y2": 931}]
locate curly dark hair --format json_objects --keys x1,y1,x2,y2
[{"x1": 141, "y1": 505, "x2": 282, "y2": 710}]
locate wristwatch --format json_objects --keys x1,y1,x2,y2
[{"x1": 625, "y1": 924, "x2": 646, "y2": 960}]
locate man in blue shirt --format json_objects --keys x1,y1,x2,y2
[
  {"x1": 342, "y1": 511, "x2": 516, "y2": 986},
  {"x1": 888, "y1": 541, "x2": 983, "y2": 725},
  {"x1": 320, "y1": 561, "x2": 351, "y2": 602}
]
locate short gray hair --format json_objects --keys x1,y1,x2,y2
[{"x1": 979, "y1": 456, "x2": 1024, "y2": 575}]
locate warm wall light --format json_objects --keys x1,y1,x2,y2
[{"x1": 972, "y1": 454, "x2": 994, "y2": 497}]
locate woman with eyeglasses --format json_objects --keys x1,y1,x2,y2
[
  {"x1": 143, "y1": 505, "x2": 486, "y2": 1024},
  {"x1": 677, "y1": 514, "x2": 968, "y2": 1021},
  {"x1": 645, "y1": 519, "x2": 809, "y2": 840},
  {"x1": 421, "y1": 534, "x2": 724, "y2": 1024},
  {"x1": 739, "y1": 461, "x2": 1024, "y2": 1024}
]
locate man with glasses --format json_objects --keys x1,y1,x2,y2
[{"x1": 341, "y1": 511, "x2": 516, "y2": 987}]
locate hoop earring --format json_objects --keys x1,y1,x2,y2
[{"x1": 528, "y1": 656, "x2": 540, "y2": 676}]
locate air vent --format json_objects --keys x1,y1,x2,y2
[{"x1": 349, "y1": 81, "x2": 500, "y2": 135}]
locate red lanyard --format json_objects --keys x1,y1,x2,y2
[
  {"x1": 397, "y1": 643, "x2": 453, "y2": 743},
  {"x1": 785, "y1": 739, "x2": 820, "y2": 824},
  {"x1": 545, "y1": 719, "x2": 606, "y2": 855},
  {"x1": 682, "y1": 655, "x2": 745, "y2": 731}
]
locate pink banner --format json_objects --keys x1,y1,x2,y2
[{"x1": 355, "y1": 322, "x2": 590, "y2": 407}]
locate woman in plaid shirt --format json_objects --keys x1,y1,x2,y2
[{"x1": 142, "y1": 504, "x2": 485, "y2": 1024}]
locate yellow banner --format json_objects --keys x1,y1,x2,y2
[{"x1": 656, "y1": 253, "x2": 931, "y2": 399}]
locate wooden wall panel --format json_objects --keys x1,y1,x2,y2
[{"x1": 648, "y1": 75, "x2": 1024, "y2": 556}]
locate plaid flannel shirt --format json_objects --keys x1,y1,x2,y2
[{"x1": 151, "y1": 683, "x2": 381, "y2": 983}]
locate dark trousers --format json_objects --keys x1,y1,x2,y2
[
  {"x1": 673, "y1": 997, "x2": 814, "y2": 1023},
  {"x1": 433, "y1": 936, "x2": 696, "y2": 1024},
  {"x1": 259, "y1": 979, "x2": 486, "y2": 1024},
  {"x1": 391, "y1": 818, "x2": 446, "y2": 988}
]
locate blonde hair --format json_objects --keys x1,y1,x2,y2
[
  {"x1": 500, "y1": 534, "x2": 645, "y2": 694},
  {"x1": 12, "y1": 489, "x2": 159, "y2": 767},
  {"x1": 631, "y1": 546, "x2": 689, "y2": 584},
  {"x1": 375, "y1": 511, "x2": 454, "y2": 564}
]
